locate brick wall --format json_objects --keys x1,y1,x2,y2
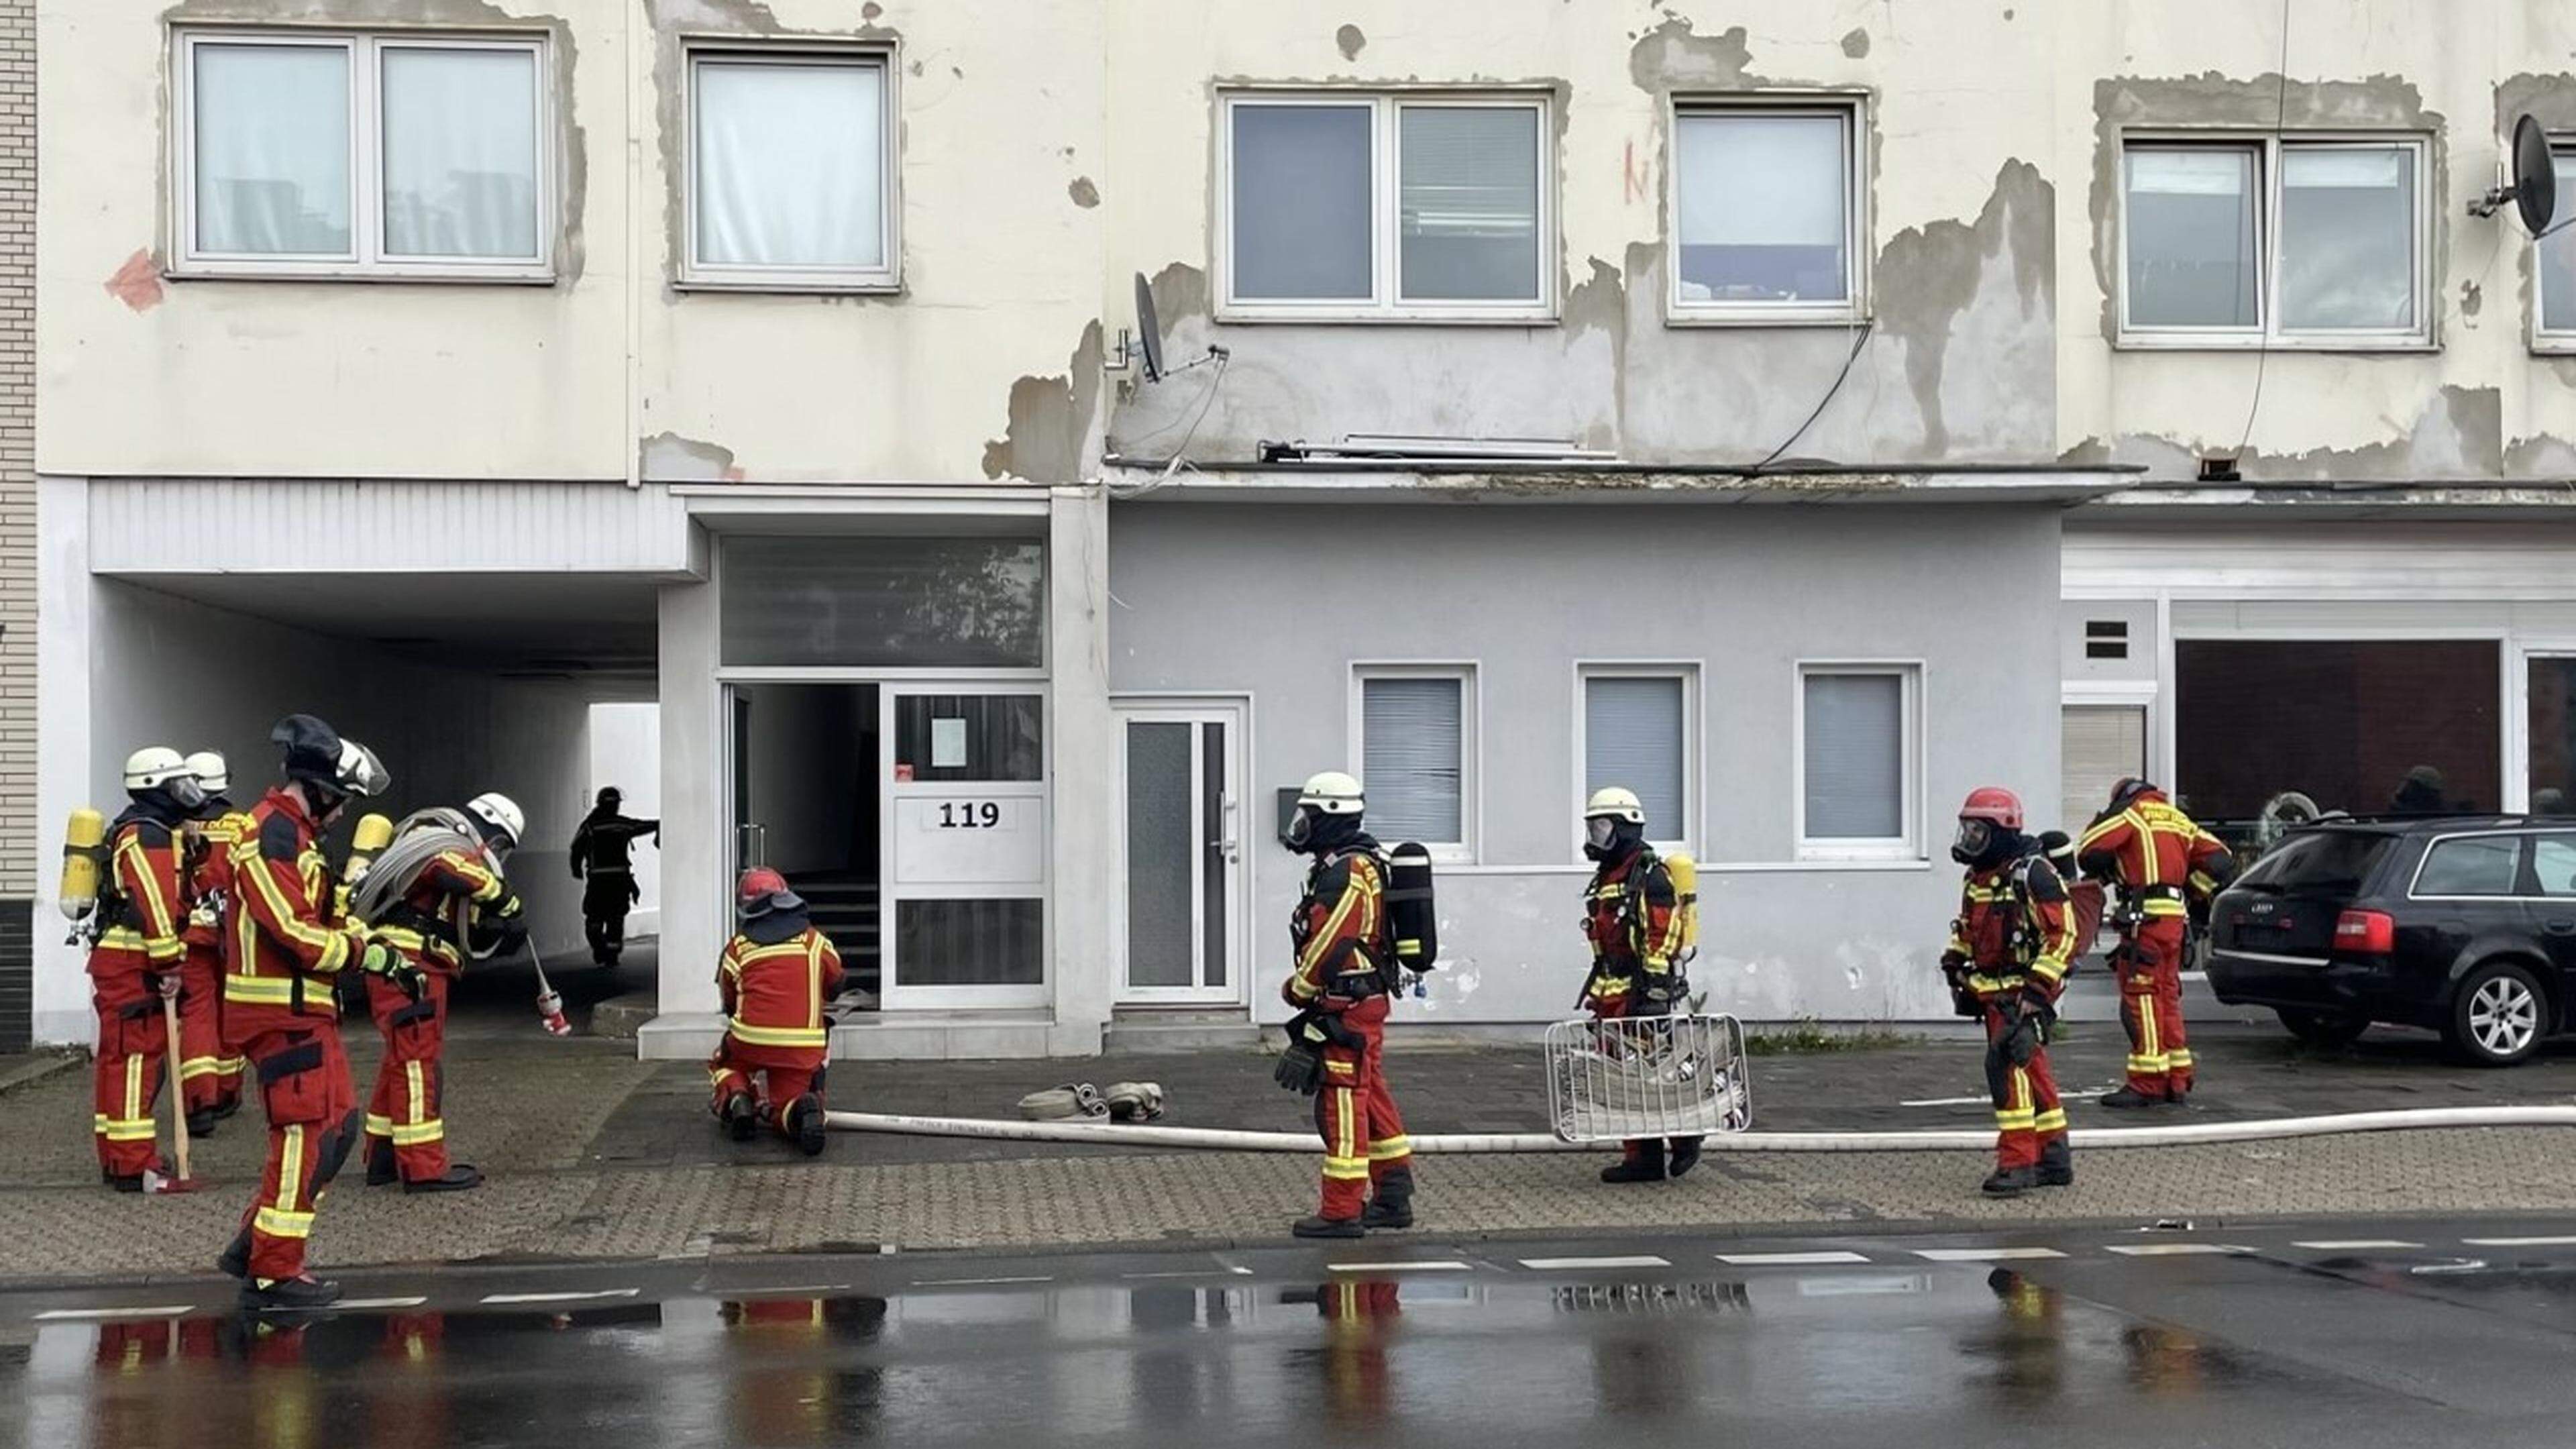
[{"x1": 0, "y1": 0, "x2": 31, "y2": 1046}]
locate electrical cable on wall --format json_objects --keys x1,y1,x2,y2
[
  {"x1": 1744, "y1": 318, "x2": 1876, "y2": 475},
  {"x1": 1108, "y1": 354, "x2": 1230, "y2": 500}
]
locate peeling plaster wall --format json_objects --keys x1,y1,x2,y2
[
  {"x1": 41, "y1": 0, "x2": 1108, "y2": 484},
  {"x1": 1104, "y1": 1, "x2": 2059, "y2": 466},
  {"x1": 2057, "y1": 5, "x2": 2576, "y2": 482}
]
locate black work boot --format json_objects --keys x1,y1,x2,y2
[
  {"x1": 213, "y1": 1094, "x2": 243, "y2": 1122},
  {"x1": 241, "y1": 1275, "x2": 342, "y2": 1313},
  {"x1": 2099, "y1": 1086, "x2": 2167, "y2": 1110},
  {"x1": 1982, "y1": 1166, "x2": 2038, "y2": 1197},
  {"x1": 788, "y1": 1097, "x2": 828, "y2": 1158},
  {"x1": 186, "y1": 1108, "x2": 219, "y2": 1140},
  {"x1": 1361, "y1": 1171, "x2": 1415, "y2": 1230},
  {"x1": 1601, "y1": 1141, "x2": 1667, "y2": 1184},
  {"x1": 2036, "y1": 1142, "x2": 2074, "y2": 1188},
  {"x1": 103, "y1": 1170, "x2": 147, "y2": 1194},
  {"x1": 1666, "y1": 1137, "x2": 1705, "y2": 1180},
  {"x1": 722, "y1": 1093, "x2": 760, "y2": 1142},
  {"x1": 365, "y1": 1139, "x2": 398, "y2": 1187},
  {"x1": 1291, "y1": 1215, "x2": 1366, "y2": 1240},
  {"x1": 404, "y1": 1165, "x2": 484, "y2": 1194},
  {"x1": 216, "y1": 1230, "x2": 251, "y2": 1280}
]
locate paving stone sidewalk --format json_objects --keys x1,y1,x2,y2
[{"x1": 4, "y1": 1018, "x2": 2576, "y2": 1285}]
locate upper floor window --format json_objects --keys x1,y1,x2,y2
[
  {"x1": 2118, "y1": 136, "x2": 2430, "y2": 348},
  {"x1": 684, "y1": 46, "x2": 898, "y2": 291},
  {"x1": 1220, "y1": 92, "x2": 1552, "y2": 321},
  {"x1": 175, "y1": 30, "x2": 551, "y2": 280},
  {"x1": 1670, "y1": 99, "x2": 1865, "y2": 323},
  {"x1": 2536, "y1": 146, "x2": 2576, "y2": 350}
]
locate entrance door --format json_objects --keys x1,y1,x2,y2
[
  {"x1": 1116, "y1": 704, "x2": 1246, "y2": 1005},
  {"x1": 879, "y1": 686, "x2": 1049, "y2": 1010}
]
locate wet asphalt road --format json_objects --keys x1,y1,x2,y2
[{"x1": 10, "y1": 1218, "x2": 2576, "y2": 1448}]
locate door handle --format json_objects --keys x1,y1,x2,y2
[{"x1": 2546, "y1": 919, "x2": 2576, "y2": 935}]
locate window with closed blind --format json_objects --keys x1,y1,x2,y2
[
  {"x1": 1355, "y1": 669, "x2": 1474, "y2": 854},
  {"x1": 1582, "y1": 669, "x2": 1694, "y2": 853},
  {"x1": 2061, "y1": 704, "x2": 2147, "y2": 836},
  {"x1": 1799, "y1": 665, "x2": 1917, "y2": 857}
]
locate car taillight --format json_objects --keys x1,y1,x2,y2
[{"x1": 2335, "y1": 909, "x2": 2395, "y2": 954}]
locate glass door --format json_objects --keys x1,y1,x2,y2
[
  {"x1": 878, "y1": 686, "x2": 1049, "y2": 1010},
  {"x1": 1117, "y1": 705, "x2": 1245, "y2": 1005}
]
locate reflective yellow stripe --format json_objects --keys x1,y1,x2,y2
[
  {"x1": 278, "y1": 1124, "x2": 306, "y2": 1212},
  {"x1": 2033, "y1": 1110, "x2": 2069, "y2": 1133},
  {"x1": 1323, "y1": 1159, "x2": 1373, "y2": 1180},
  {"x1": 1368, "y1": 1136, "x2": 1411, "y2": 1161},
  {"x1": 254, "y1": 1206, "x2": 316, "y2": 1240},
  {"x1": 728, "y1": 1019, "x2": 828, "y2": 1049},
  {"x1": 390, "y1": 1119, "x2": 443, "y2": 1146},
  {"x1": 223, "y1": 975, "x2": 305, "y2": 1005},
  {"x1": 125, "y1": 1051, "x2": 145, "y2": 1122},
  {"x1": 95, "y1": 1115, "x2": 158, "y2": 1142},
  {"x1": 366, "y1": 1112, "x2": 395, "y2": 1138},
  {"x1": 1994, "y1": 1111, "x2": 2038, "y2": 1129},
  {"x1": 176, "y1": 1056, "x2": 223, "y2": 1083},
  {"x1": 236, "y1": 839, "x2": 353, "y2": 971},
  {"x1": 2169, "y1": 1049, "x2": 2196, "y2": 1067}
]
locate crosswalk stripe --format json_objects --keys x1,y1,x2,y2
[
  {"x1": 2292, "y1": 1240, "x2": 2421, "y2": 1251},
  {"x1": 1716, "y1": 1250, "x2": 1872, "y2": 1265},
  {"x1": 1326, "y1": 1261, "x2": 1472, "y2": 1274},
  {"x1": 335, "y1": 1297, "x2": 431, "y2": 1310},
  {"x1": 913, "y1": 1276, "x2": 1053, "y2": 1287},
  {"x1": 34, "y1": 1306, "x2": 190, "y2": 1321},
  {"x1": 2461, "y1": 1235, "x2": 2576, "y2": 1246},
  {"x1": 2103, "y1": 1244, "x2": 2247, "y2": 1257},
  {"x1": 1518, "y1": 1255, "x2": 1671, "y2": 1271},
  {"x1": 1913, "y1": 1247, "x2": 2065, "y2": 1263}
]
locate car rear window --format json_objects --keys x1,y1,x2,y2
[{"x1": 2237, "y1": 830, "x2": 2394, "y2": 896}]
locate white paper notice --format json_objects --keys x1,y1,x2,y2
[{"x1": 930, "y1": 718, "x2": 968, "y2": 769}]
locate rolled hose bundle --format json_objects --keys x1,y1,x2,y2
[{"x1": 826, "y1": 1104, "x2": 2576, "y2": 1154}]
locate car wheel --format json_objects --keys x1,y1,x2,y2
[
  {"x1": 2276, "y1": 1008, "x2": 2369, "y2": 1049},
  {"x1": 2446, "y1": 960, "x2": 2551, "y2": 1067}
]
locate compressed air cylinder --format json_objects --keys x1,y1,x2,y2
[
  {"x1": 1385, "y1": 841, "x2": 1438, "y2": 973},
  {"x1": 58, "y1": 808, "x2": 104, "y2": 922},
  {"x1": 345, "y1": 812, "x2": 394, "y2": 884}
]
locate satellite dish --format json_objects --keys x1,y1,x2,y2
[
  {"x1": 2513, "y1": 113, "x2": 2557, "y2": 237},
  {"x1": 1132, "y1": 272, "x2": 1165, "y2": 384}
]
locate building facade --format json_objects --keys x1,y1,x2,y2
[{"x1": 25, "y1": 0, "x2": 2576, "y2": 1055}]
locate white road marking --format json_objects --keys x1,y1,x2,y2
[
  {"x1": 2103, "y1": 1244, "x2": 2248, "y2": 1257},
  {"x1": 1902, "y1": 1089, "x2": 2108, "y2": 1108},
  {"x1": 34, "y1": 1306, "x2": 191, "y2": 1321},
  {"x1": 335, "y1": 1297, "x2": 431, "y2": 1310},
  {"x1": 1716, "y1": 1250, "x2": 1873, "y2": 1266},
  {"x1": 2462, "y1": 1235, "x2": 2576, "y2": 1246},
  {"x1": 911, "y1": 1275, "x2": 1053, "y2": 1287},
  {"x1": 1912, "y1": 1247, "x2": 2066, "y2": 1263},
  {"x1": 478, "y1": 1289, "x2": 643, "y2": 1305},
  {"x1": 1517, "y1": 1255, "x2": 1672, "y2": 1271},
  {"x1": 1326, "y1": 1261, "x2": 1472, "y2": 1274},
  {"x1": 2292, "y1": 1240, "x2": 2422, "y2": 1251},
  {"x1": 724, "y1": 1284, "x2": 852, "y2": 1297},
  {"x1": 1121, "y1": 1269, "x2": 1235, "y2": 1280}
]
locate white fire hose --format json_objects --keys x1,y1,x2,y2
[{"x1": 827, "y1": 1104, "x2": 2576, "y2": 1154}]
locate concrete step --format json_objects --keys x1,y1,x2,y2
[
  {"x1": 591, "y1": 990, "x2": 659, "y2": 1042},
  {"x1": 1104, "y1": 1009, "x2": 1262, "y2": 1053}
]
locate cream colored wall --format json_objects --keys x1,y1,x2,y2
[{"x1": 38, "y1": 0, "x2": 1107, "y2": 484}]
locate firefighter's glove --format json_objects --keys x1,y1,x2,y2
[
  {"x1": 492, "y1": 892, "x2": 524, "y2": 921},
  {"x1": 360, "y1": 940, "x2": 427, "y2": 1002},
  {"x1": 1939, "y1": 953, "x2": 1979, "y2": 1018},
  {"x1": 1274, "y1": 1016, "x2": 1327, "y2": 1096},
  {"x1": 151, "y1": 972, "x2": 180, "y2": 1002}
]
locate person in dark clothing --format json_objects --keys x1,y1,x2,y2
[{"x1": 570, "y1": 787, "x2": 657, "y2": 967}]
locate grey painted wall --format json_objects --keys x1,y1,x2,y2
[{"x1": 1108, "y1": 500, "x2": 2063, "y2": 1024}]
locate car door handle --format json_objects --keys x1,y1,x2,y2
[{"x1": 2546, "y1": 919, "x2": 2576, "y2": 935}]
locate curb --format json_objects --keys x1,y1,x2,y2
[{"x1": 0, "y1": 1051, "x2": 82, "y2": 1097}]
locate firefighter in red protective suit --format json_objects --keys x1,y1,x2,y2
[
  {"x1": 709, "y1": 868, "x2": 845, "y2": 1156},
  {"x1": 1274, "y1": 771, "x2": 1415, "y2": 1239},
  {"x1": 1941, "y1": 786, "x2": 2079, "y2": 1197},
  {"x1": 215, "y1": 713, "x2": 394, "y2": 1313},
  {"x1": 2078, "y1": 777, "x2": 2234, "y2": 1107},
  {"x1": 87, "y1": 746, "x2": 204, "y2": 1190},
  {"x1": 1576, "y1": 786, "x2": 1700, "y2": 1183},
  {"x1": 177, "y1": 750, "x2": 250, "y2": 1136},
  {"x1": 361, "y1": 793, "x2": 529, "y2": 1194}
]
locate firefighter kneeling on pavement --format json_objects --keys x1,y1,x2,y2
[
  {"x1": 708, "y1": 868, "x2": 844, "y2": 1157},
  {"x1": 1576, "y1": 787, "x2": 1701, "y2": 1184},
  {"x1": 1941, "y1": 787, "x2": 2078, "y2": 1198},
  {"x1": 1273, "y1": 771, "x2": 1415, "y2": 1239},
  {"x1": 358, "y1": 793, "x2": 529, "y2": 1194}
]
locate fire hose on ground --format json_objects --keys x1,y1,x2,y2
[{"x1": 825, "y1": 1104, "x2": 2576, "y2": 1154}]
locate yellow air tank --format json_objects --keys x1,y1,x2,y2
[
  {"x1": 58, "y1": 807, "x2": 105, "y2": 923},
  {"x1": 345, "y1": 812, "x2": 394, "y2": 884}
]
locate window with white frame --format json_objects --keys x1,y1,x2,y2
[
  {"x1": 2538, "y1": 146, "x2": 2576, "y2": 343},
  {"x1": 686, "y1": 47, "x2": 897, "y2": 290},
  {"x1": 1670, "y1": 100, "x2": 1864, "y2": 321},
  {"x1": 1355, "y1": 667, "x2": 1476, "y2": 854},
  {"x1": 176, "y1": 30, "x2": 551, "y2": 278},
  {"x1": 1799, "y1": 664, "x2": 1919, "y2": 857},
  {"x1": 2119, "y1": 136, "x2": 2428, "y2": 345},
  {"x1": 1222, "y1": 93, "x2": 1550, "y2": 319},
  {"x1": 1581, "y1": 667, "x2": 1696, "y2": 853}
]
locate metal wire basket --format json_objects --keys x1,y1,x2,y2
[{"x1": 1544, "y1": 1013, "x2": 1753, "y2": 1143}]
